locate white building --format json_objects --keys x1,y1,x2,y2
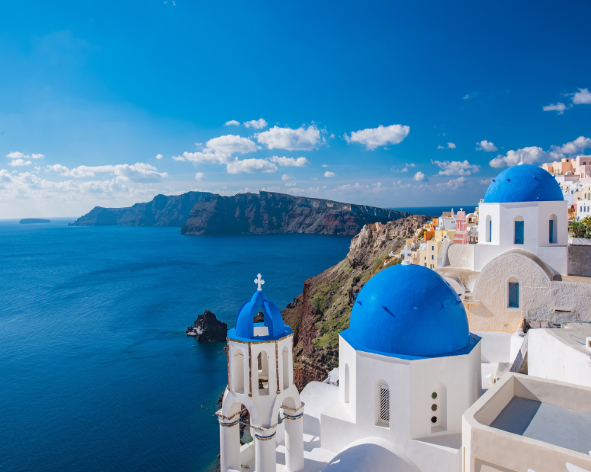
[
  {"x1": 437, "y1": 164, "x2": 591, "y2": 333},
  {"x1": 218, "y1": 275, "x2": 304, "y2": 472}
]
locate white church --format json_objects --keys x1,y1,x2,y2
[{"x1": 217, "y1": 164, "x2": 591, "y2": 472}]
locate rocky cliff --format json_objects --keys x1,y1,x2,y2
[
  {"x1": 71, "y1": 191, "x2": 214, "y2": 226},
  {"x1": 72, "y1": 190, "x2": 412, "y2": 236},
  {"x1": 279, "y1": 215, "x2": 428, "y2": 390},
  {"x1": 180, "y1": 191, "x2": 411, "y2": 236}
]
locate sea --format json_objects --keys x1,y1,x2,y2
[
  {"x1": 0, "y1": 219, "x2": 352, "y2": 472},
  {"x1": 393, "y1": 205, "x2": 477, "y2": 217}
]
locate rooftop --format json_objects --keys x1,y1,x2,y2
[{"x1": 490, "y1": 397, "x2": 591, "y2": 455}]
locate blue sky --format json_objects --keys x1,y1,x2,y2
[{"x1": 1, "y1": 0, "x2": 591, "y2": 218}]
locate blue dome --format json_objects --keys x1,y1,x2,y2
[
  {"x1": 484, "y1": 164, "x2": 563, "y2": 203},
  {"x1": 343, "y1": 265, "x2": 470, "y2": 357},
  {"x1": 228, "y1": 289, "x2": 289, "y2": 342}
]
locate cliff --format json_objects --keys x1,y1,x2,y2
[
  {"x1": 72, "y1": 190, "x2": 412, "y2": 236},
  {"x1": 71, "y1": 191, "x2": 214, "y2": 226},
  {"x1": 186, "y1": 310, "x2": 228, "y2": 342},
  {"x1": 279, "y1": 215, "x2": 429, "y2": 390},
  {"x1": 180, "y1": 191, "x2": 411, "y2": 236}
]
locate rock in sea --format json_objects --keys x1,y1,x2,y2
[{"x1": 186, "y1": 310, "x2": 227, "y2": 342}]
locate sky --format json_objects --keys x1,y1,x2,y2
[{"x1": 1, "y1": 1, "x2": 591, "y2": 218}]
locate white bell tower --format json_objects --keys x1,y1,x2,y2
[{"x1": 217, "y1": 274, "x2": 304, "y2": 472}]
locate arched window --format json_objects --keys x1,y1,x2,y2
[
  {"x1": 514, "y1": 216, "x2": 524, "y2": 244},
  {"x1": 257, "y1": 351, "x2": 269, "y2": 396},
  {"x1": 430, "y1": 382, "x2": 447, "y2": 433},
  {"x1": 549, "y1": 214, "x2": 557, "y2": 244},
  {"x1": 282, "y1": 347, "x2": 289, "y2": 390},
  {"x1": 344, "y1": 364, "x2": 350, "y2": 404},
  {"x1": 376, "y1": 380, "x2": 389, "y2": 427},
  {"x1": 508, "y1": 277, "x2": 520, "y2": 308},
  {"x1": 232, "y1": 351, "x2": 245, "y2": 394},
  {"x1": 485, "y1": 215, "x2": 492, "y2": 242}
]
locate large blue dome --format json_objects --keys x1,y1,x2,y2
[
  {"x1": 484, "y1": 164, "x2": 563, "y2": 203},
  {"x1": 343, "y1": 265, "x2": 470, "y2": 358}
]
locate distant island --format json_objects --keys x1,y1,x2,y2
[
  {"x1": 20, "y1": 218, "x2": 51, "y2": 224},
  {"x1": 71, "y1": 191, "x2": 416, "y2": 236}
]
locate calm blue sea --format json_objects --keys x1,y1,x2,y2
[
  {"x1": 0, "y1": 219, "x2": 351, "y2": 472},
  {"x1": 393, "y1": 206, "x2": 477, "y2": 217}
]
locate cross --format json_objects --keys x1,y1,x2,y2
[
  {"x1": 254, "y1": 273, "x2": 265, "y2": 291},
  {"x1": 401, "y1": 244, "x2": 412, "y2": 265}
]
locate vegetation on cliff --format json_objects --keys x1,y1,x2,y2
[{"x1": 280, "y1": 215, "x2": 428, "y2": 390}]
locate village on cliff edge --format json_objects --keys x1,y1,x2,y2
[{"x1": 215, "y1": 159, "x2": 591, "y2": 472}]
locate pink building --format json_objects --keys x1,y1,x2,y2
[{"x1": 452, "y1": 208, "x2": 469, "y2": 244}]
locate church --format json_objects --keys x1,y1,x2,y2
[{"x1": 217, "y1": 163, "x2": 591, "y2": 472}]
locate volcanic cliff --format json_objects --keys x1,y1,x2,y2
[
  {"x1": 279, "y1": 215, "x2": 429, "y2": 390},
  {"x1": 72, "y1": 190, "x2": 412, "y2": 236}
]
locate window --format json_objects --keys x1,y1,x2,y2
[
  {"x1": 549, "y1": 215, "x2": 557, "y2": 244},
  {"x1": 485, "y1": 215, "x2": 492, "y2": 242},
  {"x1": 379, "y1": 387, "x2": 390, "y2": 422},
  {"x1": 508, "y1": 281, "x2": 519, "y2": 308},
  {"x1": 431, "y1": 255, "x2": 434, "y2": 260},
  {"x1": 257, "y1": 351, "x2": 269, "y2": 395},
  {"x1": 514, "y1": 218, "x2": 524, "y2": 244},
  {"x1": 376, "y1": 381, "x2": 390, "y2": 426}
]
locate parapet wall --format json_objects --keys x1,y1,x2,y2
[{"x1": 568, "y1": 244, "x2": 591, "y2": 277}]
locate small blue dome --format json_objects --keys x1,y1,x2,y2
[
  {"x1": 343, "y1": 265, "x2": 470, "y2": 357},
  {"x1": 229, "y1": 289, "x2": 288, "y2": 341},
  {"x1": 484, "y1": 164, "x2": 563, "y2": 203}
]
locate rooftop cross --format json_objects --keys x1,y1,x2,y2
[
  {"x1": 401, "y1": 244, "x2": 412, "y2": 265},
  {"x1": 254, "y1": 273, "x2": 265, "y2": 291}
]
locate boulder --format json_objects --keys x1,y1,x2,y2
[{"x1": 186, "y1": 310, "x2": 227, "y2": 342}]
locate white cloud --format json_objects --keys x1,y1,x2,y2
[
  {"x1": 281, "y1": 174, "x2": 292, "y2": 181},
  {"x1": 479, "y1": 177, "x2": 493, "y2": 185},
  {"x1": 206, "y1": 134, "x2": 260, "y2": 155},
  {"x1": 322, "y1": 164, "x2": 329, "y2": 168},
  {"x1": 226, "y1": 158, "x2": 277, "y2": 174},
  {"x1": 435, "y1": 176, "x2": 465, "y2": 190},
  {"x1": 489, "y1": 136, "x2": 591, "y2": 168},
  {"x1": 46, "y1": 162, "x2": 168, "y2": 182},
  {"x1": 324, "y1": 171, "x2": 336, "y2": 178},
  {"x1": 344, "y1": 124, "x2": 410, "y2": 150},
  {"x1": 432, "y1": 159, "x2": 480, "y2": 176},
  {"x1": 476, "y1": 140, "x2": 498, "y2": 152},
  {"x1": 6, "y1": 151, "x2": 44, "y2": 159},
  {"x1": 552, "y1": 136, "x2": 591, "y2": 155},
  {"x1": 256, "y1": 125, "x2": 321, "y2": 151},
  {"x1": 8, "y1": 159, "x2": 32, "y2": 167},
  {"x1": 413, "y1": 171, "x2": 427, "y2": 182},
  {"x1": 224, "y1": 120, "x2": 240, "y2": 126},
  {"x1": 194, "y1": 172, "x2": 205, "y2": 181},
  {"x1": 244, "y1": 118, "x2": 268, "y2": 129},
  {"x1": 572, "y1": 88, "x2": 591, "y2": 105},
  {"x1": 285, "y1": 182, "x2": 297, "y2": 187},
  {"x1": 489, "y1": 146, "x2": 550, "y2": 168},
  {"x1": 156, "y1": 153, "x2": 163, "y2": 160},
  {"x1": 269, "y1": 156, "x2": 310, "y2": 167},
  {"x1": 437, "y1": 143, "x2": 456, "y2": 150},
  {"x1": 543, "y1": 102, "x2": 567, "y2": 114}
]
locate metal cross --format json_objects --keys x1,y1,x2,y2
[
  {"x1": 254, "y1": 273, "x2": 265, "y2": 291},
  {"x1": 401, "y1": 244, "x2": 412, "y2": 265}
]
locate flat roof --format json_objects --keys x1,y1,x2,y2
[{"x1": 490, "y1": 397, "x2": 591, "y2": 455}]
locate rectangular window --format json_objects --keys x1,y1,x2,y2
[
  {"x1": 379, "y1": 387, "x2": 390, "y2": 422},
  {"x1": 549, "y1": 220, "x2": 554, "y2": 244},
  {"x1": 508, "y1": 282, "x2": 519, "y2": 308},
  {"x1": 488, "y1": 220, "x2": 492, "y2": 242},
  {"x1": 431, "y1": 255, "x2": 434, "y2": 260},
  {"x1": 514, "y1": 221, "x2": 524, "y2": 244}
]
